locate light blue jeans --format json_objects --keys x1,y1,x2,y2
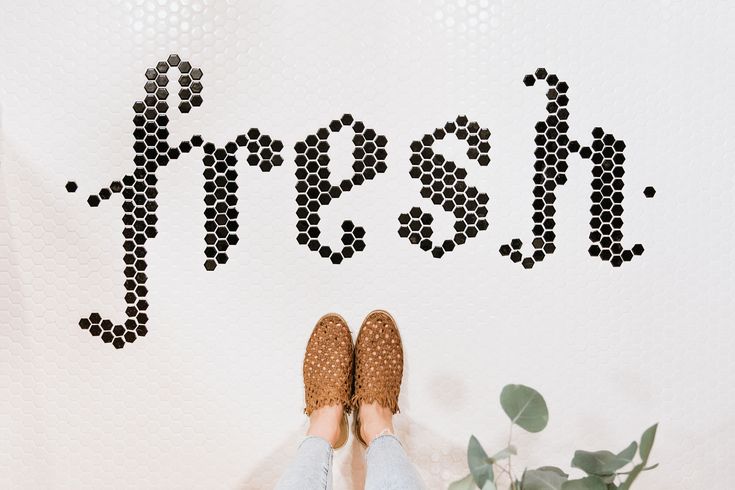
[{"x1": 275, "y1": 434, "x2": 426, "y2": 489}]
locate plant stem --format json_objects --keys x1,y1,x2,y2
[
  {"x1": 494, "y1": 462, "x2": 511, "y2": 478},
  {"x1": 617, "y1": 464, "x2": 659, "y2": 475},
  {"x1": 507, "y1": 422, "x2": 515, "y2": 490}
]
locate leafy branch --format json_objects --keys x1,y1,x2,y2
[{"x1": 449, "y1": 384, "x2": 659, "y2": 490}]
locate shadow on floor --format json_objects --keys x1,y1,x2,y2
[{"x1": 237, "y1": 416, "x2": 464, "y2": 489}]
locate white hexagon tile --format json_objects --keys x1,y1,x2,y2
[{"x1": 1, "y1": 1, "x2": 734, "y2": 489}]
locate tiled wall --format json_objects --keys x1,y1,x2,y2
[{"x1": 1, "y1": 1, "x2": 733, "y2": 488}]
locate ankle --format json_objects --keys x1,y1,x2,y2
[
  {"x1": 359, "y1": 402, "x2": 395, "y2": 444},
  {"x1": 307, "y1": 404, "x2": 343, "y2": 447}
]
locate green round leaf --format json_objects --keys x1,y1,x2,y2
[
  {"x1": 537, "y1": 466, "x2": 569, "y2": 478},
  {"x1": 449, "y1": 473, "x2": 476, "y2": 490},
  {"x1": 468, "y1": 435, "x2": 493, "y2": 488},
  {"x1": 489, "y1": 445, "x2": 517, "y2": 462},
  {"x1": 562, "y1": 476, "x2": 607, "y2": 490},
  {"x1": 571, "y1": 441, "x2": 637, "y2": 476},
  {"x1": 618, "y1": 464, "x2": 643, "y2": 490},
  {"x1": 499, "y1": 384, "x2": 549, "y2": 433},
  {"x1": 639, "y1": 424, "x2": 658, "y2": 461},
  {"x1": 522, "y1": 468, "x2": 568, "y2": 490}
]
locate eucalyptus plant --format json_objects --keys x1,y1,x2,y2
[{"x1": 449, "y1": 384, "x2": 658, "y2": 490}]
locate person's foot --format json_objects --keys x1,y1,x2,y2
[
  {"x1": 358, "y1": 401, "x2": 395, "y2": 445},
  {"x1": 303, "y1": 313, "x2": 353, "y2": 448},
  {"x1": 307, "y1": 404, "x2": 344, "y2": 447},
  {"x1": 352, "y1": 310, "x2": 404, "y2": 446}
]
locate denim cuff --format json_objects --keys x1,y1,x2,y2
[
  {"x1": 299, "y1": 435, "x2": 334, "y2": 453},
  {"x1": 366, "y1": 433, "x2": 403, "y2": 456}
]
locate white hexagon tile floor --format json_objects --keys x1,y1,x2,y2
[{"x1": 1, "y1": 1, "x2": 734, "y2": 489}]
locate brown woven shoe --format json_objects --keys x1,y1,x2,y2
[
  {"x1": 303, "y1": 313, "x2": 353, "y2": 448},
  {"x1": 351, "y1": 309, "x2": 404, "y2": 446}
]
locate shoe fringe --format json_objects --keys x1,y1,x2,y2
[
  {"x1": 350, "y1": 393, "x2": 400, "y2": 414},
  {"x1": 305, "y1": 397, "x2": 353, "y2": 416}
]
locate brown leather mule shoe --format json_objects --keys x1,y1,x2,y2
[
  {"x1": 351, "y1": 309, "x2": 404, "y2": 446},
  {"x1": 303, "y1": 313, "x2": 353, "y2": 448}
]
